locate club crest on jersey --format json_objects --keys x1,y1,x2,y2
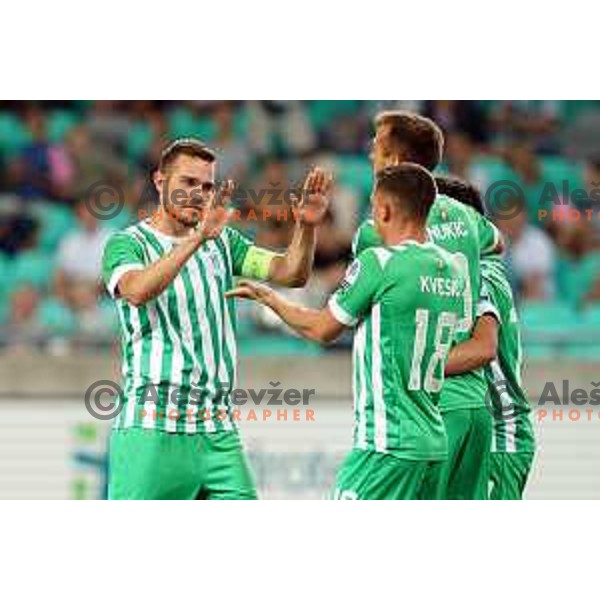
[{"x1": 202, "y1": 246, "x2": 222, "y2": 271}]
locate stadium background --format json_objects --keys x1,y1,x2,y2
[{"x1": 1, "y1": 100, "x2": 599, "y2": 499}]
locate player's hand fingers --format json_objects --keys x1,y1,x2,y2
[
  {"x1": 219, "y1": 179, "x2": 235, "y2": 207},
  {"x1": 303, "y1": 167, "x2": 317, "y2": 195},
  {"x1": 313, "y1": 167, "x2": 325, "y2": 193},
  {"x1": 323, "y1": 171, "x2": 334, "y2": 195},
  {"x1": 224, "y1": 285, "x2": 253, "y2": 299}
]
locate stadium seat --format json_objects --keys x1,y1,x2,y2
[
  {"x1": 0, "y1": 112, "x2": 28, "y2": 157},
  {"x1": 29, "y1": 202, "x2": 77, "y2": 253},
  {"x1": 540, "y1": 156, "x2": 584, "y2": 190},
  {"x1": 0, "y1": 253, "x2": 13, "y2": 325},
  {"x1": 335, "y1": 156, "x2": 372, "y2": 205},
  {"x1": 36, "y1": 297, "x2": 78, "y2": 336},
  {"x1": 520, "y1": 300, "x2": 576, "y2": 327},
  {"x1": 11, "y1": 250, "x2": 55, "y2": 290},
  {"x1": 556, "y1": 253, "x2": 600, "y2": 307},
  {"x1": 126, "y1": 122, "x2": 153, "y2": 161},
  {"x1": 46, "y1": 110, "x2": 79, "y2": 143},
  {"x1": 520, "y1": 300, "x2": 580, "y2": 359},
  {"x1": 308, "y1": 101, "x2": 362, "y2": 131},
  {"x1": 168, "y1": 107, "x2": 216, "y2": 140}
]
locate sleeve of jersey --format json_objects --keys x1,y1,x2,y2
[
  {"x1": 226, "y1": 227, "x2": 277, "y2": 279},
  {"x1": 328, "y1": 251, "x2": 380, "y2": 326},
  {"x1": 476, "y1": 278, "x2": 501, "y2": 323},
  {"x1": 102, "y1": 233, "x2": 145, "y2": 298},
  {"x1": 477, "y1": 213, "x2": 501, "y2": 256}
]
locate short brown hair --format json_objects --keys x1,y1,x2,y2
[
  {"x1": 375, "y1": 111, "x2": 444, "y2": 171},
  {"x1": 159, "y1": 138, "x2": 216, "y2": 172},
  {"x1": 375, "y1": 163, "x2": 437, "y2": 223}
]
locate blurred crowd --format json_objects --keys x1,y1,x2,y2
[{"x1": 1, "y1": 100, "x2": 600, "y2": 354}]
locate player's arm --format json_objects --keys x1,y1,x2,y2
[
  {"x1": 103, "y1": 199, "x2": 227, "y2": 306},
  {"x1": 115, "y1": 236, "x2": 205, "y2": 306},
  {"x1": 476, "y1": 211, "x2": 504, "y2": 256},
  {"x1": 266, "y1": 167, "x2": 332, "y2": 286},
  {"x1": 445, "y1": 278, "x2": 500, "y2": 375},
  {"x1": 226, "y1": 251, "x2": 380, "y2": 343},
  {"x1": 227, "y1": 281, "x2": 344, "y2": 343},
  {"x1": 444, "y1": 314, "x2": 498, "y2": 375},
  {"x1": 229, "y1": 167, "x2": 332, "y2": 287}
]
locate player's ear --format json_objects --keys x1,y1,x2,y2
[
  {"x1": 382, "y1": 199, "x2": 393, "y2": 223},
  {"x1": 153, "y1": 169, "x2": 164, "y2": 197}
]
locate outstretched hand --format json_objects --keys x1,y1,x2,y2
[{"x1": 224, "y1": 280, "x2": 274, "y2": 305}]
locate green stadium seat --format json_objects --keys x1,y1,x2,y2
[
  {"x1": 168, "y1": 108, "x2": 216, "y2": 140},
  {"x1": 36, "y1": 297, "x2": 77, "y2": 336},
  {"x1": 520, "y1": 300, "x2": 576, "y2": 327},
  {"x1": 29, "y1": 202, "x2": 77, "y2": 252},
  {"x1": 520, "y1": 300, "x2": 580, "y2": 358},
  {"x1": 556, "y1": 253, "x2": 600, "y2": 307},
  {"x1": 335, "y1": 156, "x2": 372, "y2": 203},
  {"x1": 0, "y1": 112, "x2": 28, "y2": 157},
  {"x1": 0, "y1": 253, "x2": 13, "y2": 325},
  {"x1": 308, "y1": 101, "x2": 362, "y2": 130},
  {"x1": 127, "y1": 121, "x2": 153, "y2": 161},
  {"x1": 46, "y1": 110, "x2": 79, "y2": 143},
  {"x1": 11, "y1": 250, "x2": 55, "y2": 291}
]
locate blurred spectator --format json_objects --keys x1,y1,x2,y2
[
  {"x1": 53, "y1": 198, "x2": 112, "y2": 321},
  {"x1": 8, "y1": 105, "x2": 66, "y2": 200},
  {"x1": 1, "y1": 100, "x2": 600, "y2": 352},
  {"x1": 248, "y1": 101, "x2": 316, "y2": 157},
  {"x1": 212, "y1": 102, "x2": 250, "y2": 181},
  {"x1": 506, "y1": 142, "x2": 548, "y2": 222},
  {"x1": 424, "y1": 101, "x2": 489, "y2": 144},
  {"x1": 3, "y1": 285, "x2": 44, "y2": 347},
  {"x1": 444, "y1": 132, "x2": 484, "y2": 184},
  {"x1": 553, "y1": 218, "x2": 600, "y2": 307},
  {"x1": 62, "y1": 125, "x2": 126, "y2": 195},
  {"x1": 497, "y1": 200, "x2": 557, "y2": 300},
  {"x1": 491, "y1": 100, "x2": 562, "y2": 152}
]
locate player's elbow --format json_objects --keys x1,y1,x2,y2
[
  {"x1": 307, "y1": 323, "x2": 341, "y2": 345},
  {"x1": 280, "y1": 270, "x2": 309, "y2": 288},
  {"x1": 479, "y1": 339, "x2": 498, "y2": 364},
  {"x1": 120, "y1": 286, "x2": 149, "y2": 307}
]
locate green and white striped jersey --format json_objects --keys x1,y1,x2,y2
[
  {"x1": 352, "y1": 194, "x2": 501, "y2": 413},
  {"x1": 329, "y1": 241, "x2": 467, "y2": 460},
  {"x1": 102, "y1": 221, "x2": 273, "y2": 434},
  {"x1": 477, "y1": 256, "x2": 535, "y2": 454}
]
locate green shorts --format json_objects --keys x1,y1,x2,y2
[
  {"x1": 332, "y1": 449, "x2": 443, "y2": 500},
  {"x1": 489, "y1": 452, "x2": 534, "y2": 500},
  {"x1": 439, "y1": 407, "x2": 492, "y2": 500},
  {"x1": 108, "y1": 428, "x2": 257, "y2": 500}
]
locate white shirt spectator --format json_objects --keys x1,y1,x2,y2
[
  {"x1": 56, "y1": 226, "x2": 112, "y2": 282},
  {"x1": 511, "y1": 225, "x2": 556, "y2": 299}
]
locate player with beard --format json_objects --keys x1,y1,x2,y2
[
  {"x1": 102, "y1": 138, "x2": 331, "y2": 499},
  {"x1": 352, "y1": 112, "x2": 504, "y2": 499}
]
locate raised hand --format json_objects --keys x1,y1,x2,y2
[
  {"x1": 195, "y1": 179, "x2": 235, "y2": 240},
  {"x1": 295, "y1": 167, "x2": 333, "y2": 225}
]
